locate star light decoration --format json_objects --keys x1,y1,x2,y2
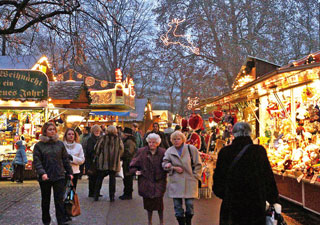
[
  {"x1": 160, "y1": 19, "x2": 200, "y2": 55},
  {"x1": 187, "y1": 97, "x2": 200, "y2": 110}
]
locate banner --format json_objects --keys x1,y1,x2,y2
[
  {"x1": 0, "y1": 70, "x2": 48, "y2": 100},
  {"x1": 1, "y1": 161, "x2": 14, "y2": 178}
]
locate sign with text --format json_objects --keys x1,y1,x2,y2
[
  {"x1": 90, "y1": 88, "x2": 135, "y2": 109},
  {"x1": 0, "y1": 70, "x2": 48, "y2": 100}
]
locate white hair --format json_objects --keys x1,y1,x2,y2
[
  {"x1": 146, "y1": 133, "x2": 161, "y2": 144},
  {"x1": 232, "y1": 122, "x2": 252, "y2": 138}
]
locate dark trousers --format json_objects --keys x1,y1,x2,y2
[
  {"x1": 79, "y1": 164, "x2": 85, "y2": 177},
  {"x1": 72, "y1": 173, "x2": 79, "y2": 190},
  {"x1": 94, "y1": 170, "x2": 116, "y2": 198},
  {"x1": 13, "y1": 164, "x2": 24, "y2": 182},
  {"x1": 39, "y1": 179, "x2": 66, "y2": 225},
  {"x1": 88, "y1": 174, "x2": 98, "y2": 197},
  {"x1": 123, "y1": 175, "x2": 133, "y2": 196}
]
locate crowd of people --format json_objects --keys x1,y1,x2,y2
[{"x1": 28, "y1": 120, "x2": 279, "y2": 225}]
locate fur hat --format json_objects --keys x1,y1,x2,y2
[{"x1": 123, "y1": 127, "x2": 133, "y2": 135}]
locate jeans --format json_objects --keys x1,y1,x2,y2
[
  {"x1": 173, "y1": 198, "x2": 194, "y2": 217},
  {"x1": 39, "y1": 179, "x2": 66, "y2": 225},
  {"x1": 94, "y1": 170, "x2": 116, "y2": 198}
]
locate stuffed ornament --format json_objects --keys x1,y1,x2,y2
[
  {"x1": 186, "y1": 132, "x2": 201, "y2": 149},
  {"x1": 188, "y1": 114, "x2": 203, "y2": 130}
]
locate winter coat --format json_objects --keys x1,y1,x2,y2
[
  {"x1": 85, "y1": 134, "x2": 100, "y2": 172},
  {"x1": 162, "y1": 144, "x2": 202, "y2": 198},
  {"x1": 144, "y1": 130, "x2": 169, "y2": 149},
  {"x1": 13, "y1": 141, "x2": 28, "y2": 165},
  {"x1": 122, "y1": 136, "x2": 136, "y2": 176},
  {"x1": 130, "y1": 146, "x2": 167, "y2": 198},
  {"x1": 33, "y1": 134, "x2": 73, "y2": 182},
  {"x1": 80, "y1": 133, "x2": 90, "y2": 155},
  {"x1": 133, "y1": 131, "x2": 143, "y2": 148},
  {"x1": 164, "y1": 127, "x2": 174, "y2": 147},
  {"x1": 94, "y1": 133, "x2": 124, "y2": 172},
  {"x1": 63, "y1": 141, "x2": 85, "y2": 174},
  {"x1": 213, "y1": 136, "x2": 279, "y2": 225}
]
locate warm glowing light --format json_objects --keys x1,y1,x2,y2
[
  {"x1": 31, "y1": 56, "x2": 51, "y2": 71},
  {"x1": 160, "y1": 18, "x2": 200, "y2": 55},
  {"x1": 66, "y1": 115, "x2": 84, "y2": 123},
  {"x1": 115, "y1": 69, "x2": 122, "y2": 83}
]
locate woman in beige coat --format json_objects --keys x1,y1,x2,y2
[{"x1": 163, "y1": 131, "x2": 202, "y2": 225}]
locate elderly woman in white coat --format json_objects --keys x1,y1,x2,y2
[
  {"x1": 162, "y1": 131, "x2": 202, "y2": 225},
  {"x1": 63, "y1": 128, "x2": 85, "y2": 190}
]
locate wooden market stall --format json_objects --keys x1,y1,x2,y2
[
  {"x1": 196, "y1": 52, "x2": 320, "y2": 214},
  {"x1": 48, "y1": 80, "x2": 91, "y2": 136},
  {"x1": 0, "y1": 69, "x2": 49, "y2": 179}
]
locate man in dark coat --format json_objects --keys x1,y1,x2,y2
[
  {"x1": 213, "y1": 122, "x2": 279, "y2": 225},
  {"x1": 144, "y1": 122, "x2": 169, "y2": 149},
  {"x1": 120, "y1": 127, "x2": 137, "y2": 200}
]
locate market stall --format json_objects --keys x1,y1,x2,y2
[
  {"x1": 0, "y1": 69, "x2": 48, "y2": 179},
  {"x1": 48, "y1": 80, "x2": 91, "y2": 136},
  {"x1": 195, "y1": 52, "x2": 320, "y2": 214}
]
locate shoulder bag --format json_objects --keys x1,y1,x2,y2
[{"x1": 187, "y1": 144, "x2": 202, "y2": 188}]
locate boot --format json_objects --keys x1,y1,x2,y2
[
  {"x1": 176, "y1": 216, "x2": 185, "y2": 225},
  {"x1": 185, "y1": 213, "x2": 193, "y2": 225}
]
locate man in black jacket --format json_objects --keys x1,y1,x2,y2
[
  {"x1": 213, "y1": 122, "x2": 279, "y2": 225},
  {"x1": 144, "y1": 122, "x2": 169, "y2": 149}
]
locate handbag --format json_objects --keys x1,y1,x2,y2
[
  {"x1": 187, "y1": 144, "x2": 202, "y2": 188},
  {"x1": 87, "y1": 162, "x2": 97, "y2": 176},
  {"x1": 266, "y1": 203, "x2": 287, "y2": 225},
  {"x1": 64, "y1": 180, "x2": 81, "y2": 217}
]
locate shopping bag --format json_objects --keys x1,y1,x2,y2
[
  {"x1": 116, "y1": 161, "x2": 124, "y2": 178},
  {"x1": 65, "y1": 192, "x2": 81, "y2": 217},
  {"x1": 64, "y1": 180, "x2": 81, "y2": 217},
  {"x1": 266, "y1": 202, "x2": 287, "y2": 225}
]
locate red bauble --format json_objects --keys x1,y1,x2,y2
[
  {"x1": 188, "y1": 114, "x2": 203, "y2": 130},
  {"x1": 181, "y1": 119, "x2": 188, "y2": 128},
  {"x1": 186, "y1": 132, "x2": 201, "y2": 150}
]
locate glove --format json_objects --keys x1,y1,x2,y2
[{"x1": 68, "y1": 154, "x2": 73, "y2": 161}]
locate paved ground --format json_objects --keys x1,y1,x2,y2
[{"x1": 0, "y1": 177, "x2": 319, "y2": 225}]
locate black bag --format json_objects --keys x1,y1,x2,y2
[{"x1": 187, "y1": 144, "x2": 202, "y2": 188}]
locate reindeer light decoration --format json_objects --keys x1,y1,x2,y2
[{"x1": 160, "y1": 18, "x2": 200, "y2": 55}]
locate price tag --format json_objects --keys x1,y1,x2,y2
[
  {"x1": 297, "y1": 174, "x2": 304, "y2": 183},
  {"x1": 310, "y1": 174, "x2": 318, "y2": 184}
]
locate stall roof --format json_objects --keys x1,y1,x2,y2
[
  {"x1": 49, "y1": 81, "x2": 86, "y2": 100},
  {"x1": 197, "y1": 61, "x2": 320, "y2": 110},
  {"x1": 90, "y1": 110, "x2": 130, "y2": 117},
  {"x1": 0, "y1": 55, "x2": 40, "y2": 69}
]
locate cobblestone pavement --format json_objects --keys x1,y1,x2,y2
[{"x1": 0, "y1": 177, "x2": 319, "y2": 225}]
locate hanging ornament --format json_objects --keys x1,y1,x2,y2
[
  {"x1": 85, "y1": 76, "x2": 95, "y2": 86},
  {"x1": 25, "y1": 115, "x2": 30, "y2": 124},
  {"x1": 57, "y1": 74, "x2": 64, "y2": 81},
  {"x1": 100, "y1": 80, "x2": 108, "y2": 88},
  {"x1": 77, "y1": 73, "x2": 83, "y2": 79}
]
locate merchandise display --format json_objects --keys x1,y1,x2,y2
[
  {"x1": 259, "y1": 82, "x2": 320, "y2": 183},
  {"x1": 0, "y1": 110, "x2": 44, "y2": 178}
]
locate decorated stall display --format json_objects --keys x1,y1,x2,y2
[
  {"x1": 198, "y1": 152, "x2": 214, "y2": 199},
  {"x1": 259, "y1": 83, "x2": 320, "y2": 182},
  {"x1": 0, "y1": 70, "x2": 48, "y2": 179}
]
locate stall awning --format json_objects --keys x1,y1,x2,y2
[{"x1": 90, "y1": 110, "x2": 131, "y2": 117}]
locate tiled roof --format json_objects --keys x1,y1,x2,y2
[
  {"x1": 49, "y1": 81, "x2": 85, "y2": 100},
  {"x1": 0, "y1": 55, "x2": 40, "y2": 69}
]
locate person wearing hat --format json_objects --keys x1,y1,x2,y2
[
  {"x1": 11, "y1": 140, "x2": 28, "y2": 183},
  {"x1": 119, "y1": 127, "x2": 136, "y2": 200}
]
